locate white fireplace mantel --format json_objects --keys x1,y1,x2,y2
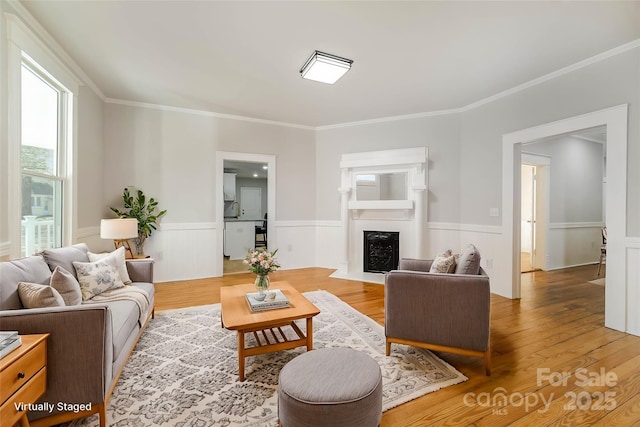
[{"x1": 334, "y1": 147, "x2": 428, "y2": 281}]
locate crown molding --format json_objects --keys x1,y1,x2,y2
[
  {"x1": 9, "y1": 0, "x2": 638, "y2": 131},
  {"x1": 317, "y1": 38, "x2": 640, "y2": 131},
  {"x1": 104, "y1": 98, "x2": 316, "y2": 131},
  {"x1": 6, "y1": 0, "x2": 106, "y2": 100}
]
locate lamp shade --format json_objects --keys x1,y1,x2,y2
[
  {"x1": 300, "y1": 50, "x2": 353, "y2": 84},
  {"x1": 100, "y1": 218, "x2": 138, "y2": 239}
]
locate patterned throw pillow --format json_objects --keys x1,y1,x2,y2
[
  {"x1": 50, "y1": 266, "x2": 82, "y2": 306},
  {"x1": 73, "y1": 256, "x2": 125, "y2": 300},
  {"x1": 88, "y1": 246, "x2": 132, "y2": 285},
  {"x1": 18, "y1": 282, "x2": 65, "y2": 308},
  {"x1": 429, "y1": 249, "x2": 457, "y2": 273}
]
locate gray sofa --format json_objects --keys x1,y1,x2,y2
[
  {"x1": 0, "y1": 243, "x2": 155, "y2": 426},
  {"x1": 385, "y1": 254, "x2": 491, "y2": 375}
]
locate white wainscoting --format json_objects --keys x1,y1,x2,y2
[
  {"x1": 546, "y1": 222, "x2": 604, "y2": 270},
  {"x1": 144, "y1": 223, "x2": 218, "y2": 283},
  {"x1": 314, "y1": 221, "x2": 341, "y2": 269},
  {"x1": 271, "y1": 221, "x2": 317, "y2": 270},
  {"x1": 75, "y1": 223, "x2": 218, "y2": 283}
]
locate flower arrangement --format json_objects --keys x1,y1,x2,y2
[{"x1": 244, "y1": 248, "x2": 280, "y2": 276}]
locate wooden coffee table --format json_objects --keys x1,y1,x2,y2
[{"x1": 220, "y1": 281, "x2": 320, "y2": 381}]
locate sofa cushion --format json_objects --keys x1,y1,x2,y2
[
  {"x1": 73, "y1": 257, "x2": 125, "y2": 300},
  {"x1": 0, "y1": 256, "x2": 52, "y2": 310},
  {"x1": 454, "y1": 244, "x2": 482, "y2": 275},
  {"x1": 50, "y1": 266, "x2": 82, "y2": 306},
  {"x1": 18, "y1": 282, "x2": 65, "y2": 308},
  {"x1": 107, "y1": 299, "x2": 141, "y2": 363},
  {"x1": 42, "y1": 243, "x2": 90, "y2": 279},
  {"x1": 89, "y1": 247, "x2": 132, "y2": 285}
]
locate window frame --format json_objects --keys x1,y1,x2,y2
[{"x1": 6, "y1": 13, "x2": 79, "y2": 259}]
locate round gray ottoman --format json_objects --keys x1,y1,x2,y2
[{"x1": 278, "y1": 347, "x2": 383, "y2": 427}]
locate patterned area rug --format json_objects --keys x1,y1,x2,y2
[{"x1": 70, "y1": 290, "x2": 466, "y2": 426}]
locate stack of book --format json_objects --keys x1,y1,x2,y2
[
  {"x1": 246, "y1": 289, "x2": 290, "y2": 312},
  {"x1": 0, "y1": 331, "x2": 21, "y2": 359}
]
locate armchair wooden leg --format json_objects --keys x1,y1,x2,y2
[
  {"x1": 484, "y1": 349, "x2": 491, "y2": 376},
  {"x1": 385, "y1": 339, "x2": 391, "y2": 356}
]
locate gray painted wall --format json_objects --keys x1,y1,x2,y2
[
  {"x1": 103, "y1": 104, "x2": 316, "y2": 224},
  {"x1": 315, "y1": 47, "x2": 639, "y2": 237},
  {"x1": 459, "y1": 47, "x2": 639, "y2": 235},
  {"x1": 524, "y1": 136, "x2": 604, "y2": 224},
  {"x1": 315, "y1": 114, "x2": 462, "y2": 222}
]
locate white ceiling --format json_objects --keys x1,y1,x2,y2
[{"x1": 19, "y1": 1, "x2": 640, "y2": 127}]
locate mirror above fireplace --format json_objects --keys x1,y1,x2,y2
[{"x1": 355, "y1": 172, "x2": 407, "y2": 201}]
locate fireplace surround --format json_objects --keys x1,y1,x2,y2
[{"x1": 331, "y1": 147, "x2": 428, "y2": 283}]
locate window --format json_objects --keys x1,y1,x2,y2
[{"x1": 19, "y1": 60, "x2": 70, "y2": 256}]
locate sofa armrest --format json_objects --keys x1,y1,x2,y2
[
  {"x1": 126, "y1": 258, "x2": 154, "y2": 283},
  {"x1": 385, "y1": 269, "x2": 490, "y2": 352},
  {"x1": 0, "y1": 305, "x2": 112, "y2": 420}
]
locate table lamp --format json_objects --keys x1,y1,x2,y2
[{"x1": 100, "y1": 218, "x2": 138, "y2": 259}]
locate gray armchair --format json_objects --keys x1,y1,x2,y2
[{"x1": 385, "y1": 257, "x2": 491, "y2": 375}]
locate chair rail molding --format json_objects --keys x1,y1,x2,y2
[{"x1": 336, "y1": 147, "x2": 428, "y2": 279}]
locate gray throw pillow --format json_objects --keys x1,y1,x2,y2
[
  {"x1": 454, "y1": 244, "x2": 481, "y2": 275},
  {"x1": 18, "y1": 282, "x2": 65, "y2": 308},
  {"x1": 50, "y1": 266, "x2": 82, "y2": 306}
]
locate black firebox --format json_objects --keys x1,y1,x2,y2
[{"x1": 363, "y1": 231, "x2": 399, "y2": 273}]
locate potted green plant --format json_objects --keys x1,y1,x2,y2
[{"x1": 110, "y1": 187, "x2": 167, "y2": 256}]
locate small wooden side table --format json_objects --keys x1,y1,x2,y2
[{"x1": 0, "y1": 334, "x2": 49, "y2": 427}]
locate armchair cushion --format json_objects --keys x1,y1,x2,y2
[
  {"x1": 454, "y1": 244, "x2": 481, "y2": 275},
  {"x1": 429, "y1": 250, "x2": 456, "y2": 273}
]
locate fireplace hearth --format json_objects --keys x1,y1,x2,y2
[{"x1": 363, "y1": 231, "x2": 400, "y2": 273}]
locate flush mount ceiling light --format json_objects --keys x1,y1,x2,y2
[{"x1": 300, "y1": 50, "x2": 353, "y2": 84}]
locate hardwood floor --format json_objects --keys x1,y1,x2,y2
[{"x1": 154, "y1": 264, "x2": 640, "y2": 426}]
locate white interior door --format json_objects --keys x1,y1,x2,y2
[
  {"x1": 521, "y1": 164, "x2": 536, "y2": 271},
  {"x1": 240, "y1": 187, "x2": 262, "y2": 220}
]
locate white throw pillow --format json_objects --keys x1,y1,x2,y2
[
  {"x1": 73, "y1": 257, "x2": 125, "y2": 300},
  {"x1": 18, "y1": 282, "x2": 65, "y2": 308},
  {"x1": 50, "y1": 266, "x2": 82, "y2": 306},
  {"x1": 88, "y1": 246, "x2": 132, "y2": 285},
  {"x1": 429, "y1": 249, "x2": 457, "y2": 274}
]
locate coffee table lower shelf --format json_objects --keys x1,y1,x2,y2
[{"x1": 236, "y1": 318, "x2": 313, "y2": 381}]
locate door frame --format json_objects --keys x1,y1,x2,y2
[
  {"x1": 502, "y1": 104, "x2": 627, "y2": 332},
  {"x1": 215, "y1": 151, "x2": 276, "y2": 277}
]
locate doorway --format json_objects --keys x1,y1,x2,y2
[
  {"x1": 502, "y1": 105, "x2": 627, "y2": 333},
  {"x1": 216, "y1": 152, "x2": 276, "y2": 277}
]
